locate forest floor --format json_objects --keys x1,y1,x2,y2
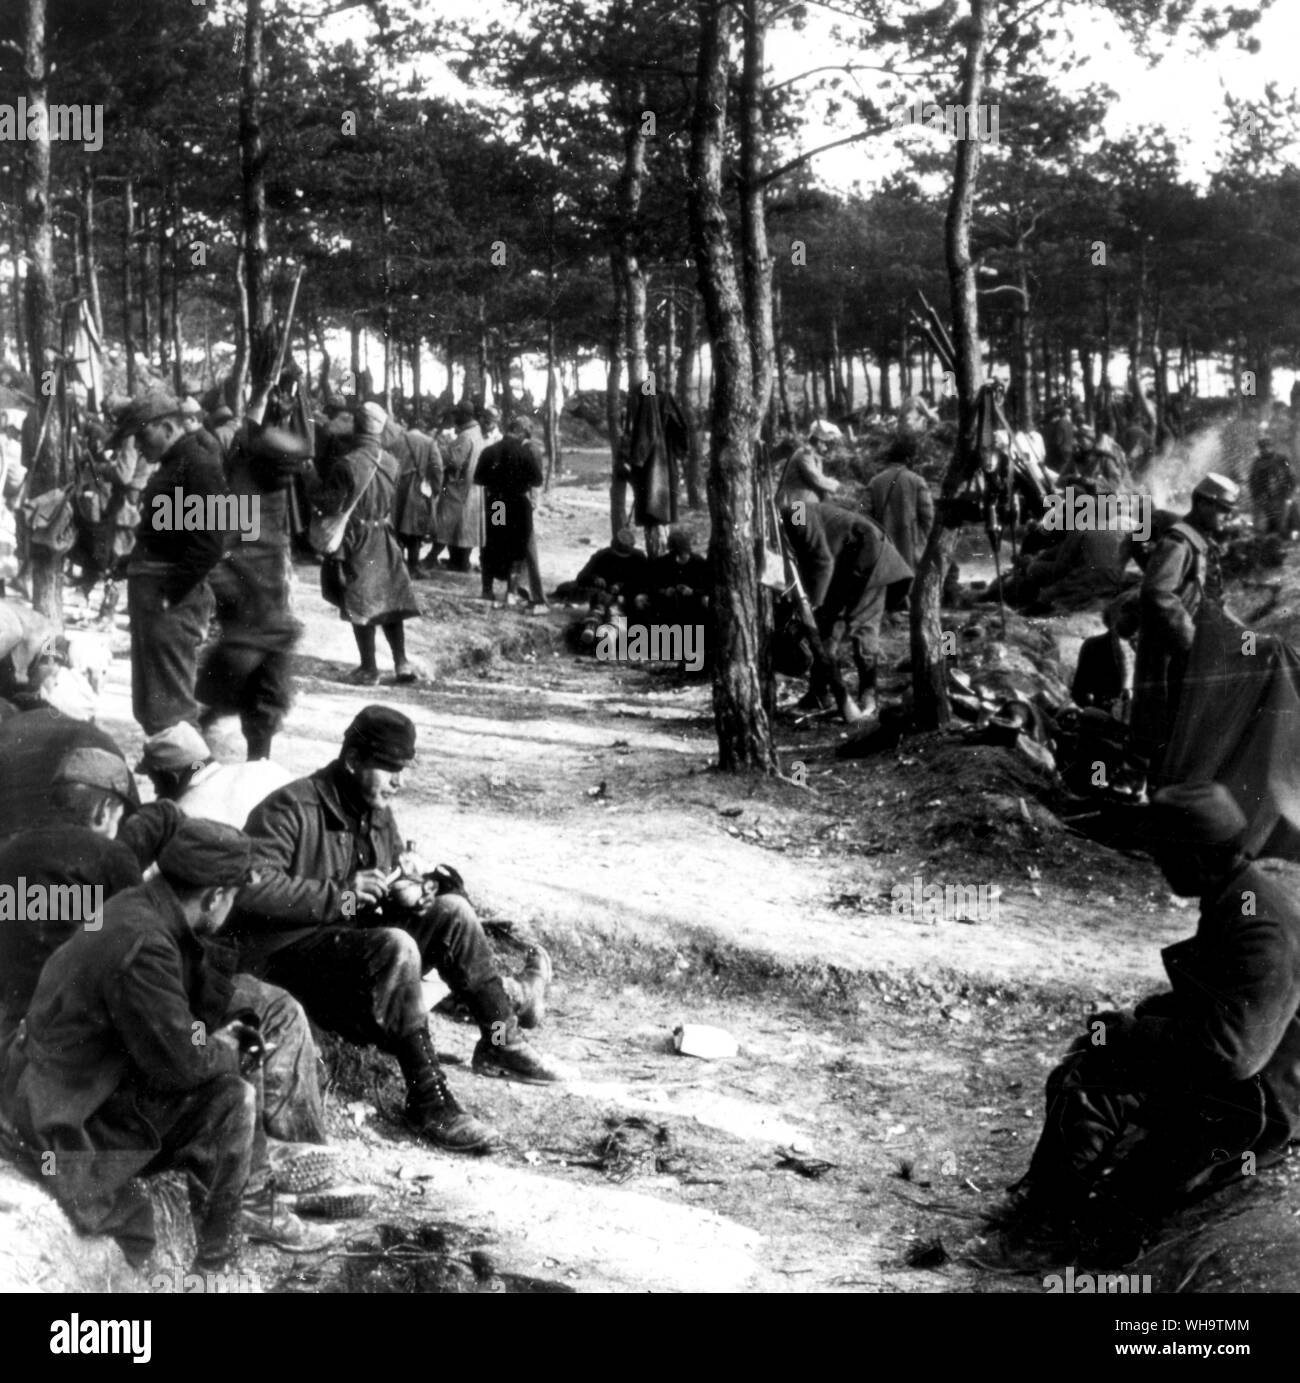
[{"x1": 6, "y1": 445, "x2": 1296, "y2": 1296}]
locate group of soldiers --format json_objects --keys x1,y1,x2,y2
[
  {"x1": 0, "y1": 701, "x2": 567, "y2": 1285},
  {"x1": 0, "y1": 379, "x2": 574, "y2": 1286}
]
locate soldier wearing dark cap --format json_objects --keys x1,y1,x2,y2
[
  {"x1": 229, "y1": 706, "x2": 567, "y2": 1155},
  {"x1": 1133, "y1": 472, "x2": 1240, "y2": 767},
  {"x1": 118, "y1": 392, "x2": 233, "y2": 734},
  {"x1": 1, "y1": 819, "x2": 332, "y2": 1275},
  {"x1": 988, "y1": 783, "x2": 1300, "y2": 1262}
]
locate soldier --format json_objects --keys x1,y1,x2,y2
[
  {"x1": 1132, "y1": 472, "x2": 1238, "y2": 766},
  {"x1": 775, "y1": 432, "x2": 840, "y2": 513},
  {"x1": 118, "y1": 392, "x2": 231, "y2": 735},
  {"x1": 228, "y1": 707, "x2": 566, "y2": 1156},
  {"x1": 388, "y1": 414, "x2": 444, "y2": 579},
  {"x1": 314, "y1": 402, "x2": 421, "y2": 686},
  {"x1": 1248, "y1": 433, "x2": 1296, "y2": 537},
  {"x1": 990, "y1": 783, "x2": 1300, "y2": 1263},
  {"x1": 781, "y1": 502, "x2": 912, "y2": 718},
  {"x1": 866, "y1": 436, "x2": 935, "y2": 615},
  {"x1": 134, "y1": 720, "x2": 292, "y2": 829},
  {"x1": 198, "y1": 425, "x2": 306, "y2": 758},
  {"x1": 476, "y1": 415, "x2": 545, "y2": 609},
  {"x1": 2, "y1": 820, "x2": 333, "y2": 1274},
  {"x1": 431, "y1": 404, "x2": 485, "y2": 573}
]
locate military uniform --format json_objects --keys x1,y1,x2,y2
[
  {"x1": 2, "y1": 876, "x2": 255, "y2": 1265},
  {"x1": 434, "y1": 420, "x2": 485, "y2": 569},
  {"x1": 127, "y1": 430, "x2": 230, "y2": 734},
  {"x1": 198, "y1": 430, "x2": 304, "y2": 758},
  {"x1": 783, "y1": 503, "x2": 912, "y2": 702},
  {"x1": 1133, "y1": 515, "x2": 1224, "y2": 757},
  {"x1": 1022, "y1": 855, "x2": 1300, "y2": 1226}
]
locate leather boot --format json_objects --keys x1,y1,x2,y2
[
  {"x1": 398, "y1": 1027, "x2": 499, "y2": 1151},
  {"x1": 469, "y1": 978, "x2": 570, "y2": 1084}
]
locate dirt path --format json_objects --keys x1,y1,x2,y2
[{"x1": 70, "y1": 448, "x2": 1191, "y2": 1294}]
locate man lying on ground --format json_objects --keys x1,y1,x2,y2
[{"x1": 227, "y1": 706, "x2": 566, "y2": 1156}]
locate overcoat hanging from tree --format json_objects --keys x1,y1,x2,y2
[{"x1": 623, "y1": 391, "x2": 688, "y2": 527}]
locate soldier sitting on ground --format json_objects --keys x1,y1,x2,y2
[
  {"x1": 1, "y1": 820, "x2": 334, "y2": 1281},
  {"x1": 986, "y1": 783, "x2": 1300, "y2": 1266},
  {"x1": 227, "y1": 707, "x2": 565, "y2": 1157}
]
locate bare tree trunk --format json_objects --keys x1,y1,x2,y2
[
  {"x1": 910, "y1": 0, "x2": 990, "y2": 731},
  {"x1": 79, "y1": 167, "x2": 103, "y2": 342},
  {"x1": 169, "y1": 179, "x2": 182, "y2": 392},
  {"x1": 739, "y1": 0, "x2": 774, "y2": 431},
  {"x1": 138, "y1": 211, "x2": 152, "y2": 366},
  {"x1": 21, "y1": 0, "x2": 64, "y2": 623},
  {"x1": 607, "y1": 249, "x2": 628, "y2": 536},
  {"x1": 240, "y1": 0, "x2": 277, "y2": 420},
  {"x1": 690, "y1": 0, "x2": 775, "y2": 774},
  {"x1": 678, "y1": 290, "x2": 704, "y2": 508},
  {"x1": 122, "y1": 177, "x2": 136, "y2": 394}
]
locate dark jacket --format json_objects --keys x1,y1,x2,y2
[
  {"x1": 131, "y1": 431, "x2": 232, "y2": 603},
  {"x1": 1125, "y1": 859, "x2": 1300, "y2": 1149},
  {"x1": 1134, "y1": 515, "x2": 1221, "y2": 745},
  {"x1": 569, "y1": 546, "x2": 649, "y2": 597},
  {"x1": 0, "y1": 827, "x2": 142, "y2": 1035},
  {"x1": 2, "y1": 877, "x2": 240, "y2": 1232},
  {"x1": 865, "y1": 465, "x2": 934, "y2": 571},
  {"x1": 229, "y1": 762, "x2": 404, "y2": 966},
  {"x1": 316, "y1": 436, "x2": 419, "y2": 626},
  {"x1": 782, "y1": 503, "x2": 912, "y2": 609},
  {"x1": 476, "y1": 436, "x2": 544, "y2": 574}
]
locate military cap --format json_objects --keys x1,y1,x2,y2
[
  {"x1": 356, "y1": 401, "x2": 387, "y2": 436},
  {"x1": 53, "y1": 745, "x2": 136, "y2": 805},
  {"x1": 1147, "y1": 782, "x2": 1247, "y2": 846},
  {"x1": 108, "y1": 391, "x2": 182, "y2": 449},
  {"x1": 1192, "y1": 473, "x2": 1240, "y2": 510},
  {"x1": 667, "y1": 529, "x2": 693, "y2": 556},
  {"x1": 158, "y1": 818, "x2": 255, "y2": 888},
  {"x1": 138, "y1": 722, "x2": 211, "y2": 775},
  {"x1": 343, "y1": 705, "x2": 417, "y2": 770},
  {"x1": 178, "y1": 396, "x2": 203, "y2": 418},
  {"x1": 208, "y1": 405, "x2": 235, "y2": 426},
  {"x1": 611, "y1": 526, "x2": 637, "y2": 555}
]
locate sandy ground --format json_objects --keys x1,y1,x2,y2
[{"x1": 3, "y1": 446, "x2": 1220, "y2": 1295}]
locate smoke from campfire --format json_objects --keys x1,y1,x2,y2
[{"x1": 1140, "y1": 418, "x2": 1261, "y2": 512}]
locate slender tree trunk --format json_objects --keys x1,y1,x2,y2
[
  {"x1": 773, "y1": 280, "x2": 792, "y2": 429},
  {"x1": 121, "y1": 178, "x2": 136, "y2": 394},
  {"x1": 739, "y1": 0, "x2": 774, "y2": 431},
  {"x1": 22, "y1": 0, "x2": 64, "y2": 623},
  {"x1": 240, "y1": 0, "x2": 276, "y2": 420},
  {"x1": 607, "y1": 251, "x2": 628, "y2": 536},
  {"x1": 138, "y1": 214, "x2": 152, "y2": 366},
  {"x1": 80, "y1": 167, "x2": 103, "y2": 341},
  {"x1": 678, "y1": 290, "x2": 704, "y2": 508},
  {"x1": 156, "y1": 199, "x2": 169, "y2": 378},
  {"x1": 910, "y1": 0, "x2": 990, "y2": 731},
  {"x1": 690, "y1": 0, "x2": 775, "y2": 773},
  {"x1": 169, "y1": 180, "x2": 182, "y2": 392}
]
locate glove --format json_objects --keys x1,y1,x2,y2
[{"x1": 431, "y1": 863, "x2": 466, "y2": 898}]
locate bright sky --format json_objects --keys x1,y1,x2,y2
[{"x1": 320, "y1": 0, "x2": 1300, "y2": 190}]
